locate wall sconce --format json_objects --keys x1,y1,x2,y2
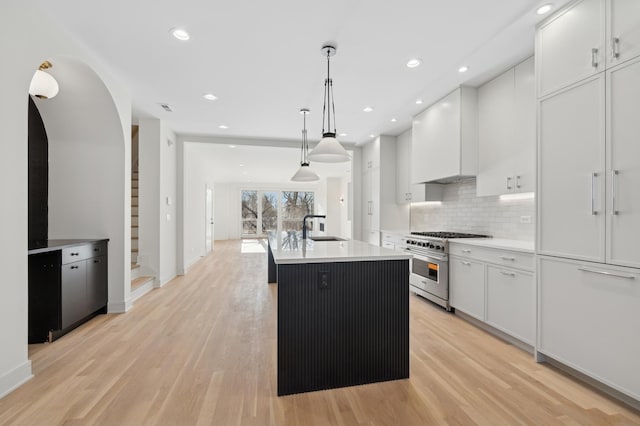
[{"x1": 29, "y1": 61, "x2": 59, "y2": 100}]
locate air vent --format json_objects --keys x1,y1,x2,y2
[{"x1": 159, "y1": 103, "x2": 173, "y2": 112}]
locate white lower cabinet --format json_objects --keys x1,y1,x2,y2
[
  {"x1": 450, "y1": 242, "x2": 535, "y2": 347},
  {"x1": 538, "y1": 256, "x2": 640, "y2": 400},
  {"x1": 450, "y1": 257, "x2": 485, "y2": 321},
  {"x1": 486, "y1": 266, "x2": 535, "y2": 345}
]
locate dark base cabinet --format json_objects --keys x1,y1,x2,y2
[{"x1": 28, "y1": 239, "x2": 109, "y2": 343}]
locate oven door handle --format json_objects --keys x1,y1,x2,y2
[{"x1": 406, "y1": 251, "x2": 448, "y2": 262}]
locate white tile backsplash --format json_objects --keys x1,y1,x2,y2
[{"x1": 410, "y1": 178, "x2": 535, "y2": 241}]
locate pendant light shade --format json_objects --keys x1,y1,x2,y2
[
  {"x1": 291, "y1": 108, "x2": 320, "y2": 182},
  {"x1": 307, "y1": 44, "x2": 350, "y2": 164},
  {"x1": 29, "y1": 61, "x2": 59, "y2": 100}
]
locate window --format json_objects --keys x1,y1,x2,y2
[
  {"x1": 241, "y1": 189, "x2": 314, "y2": 236},
  {"x1": 281, "y1": 191, "x2": 314, "y2": 232},
  {"x1": 241, "y1": 190, "x2": 258, "y2": 235}
]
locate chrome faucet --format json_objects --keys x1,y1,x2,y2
[{"x1": 302, "y1": 215, "x2": 326, "y2": 239}]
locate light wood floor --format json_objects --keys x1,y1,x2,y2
[{"x1": 1, "y1": 239, "x2": 639, "y2": 425}]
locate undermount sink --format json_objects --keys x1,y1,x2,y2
[{"x1": 308, "y1": 236, "x2": 346, "y2": 242}]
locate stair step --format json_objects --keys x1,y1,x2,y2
[
  {"x1": 131, "y1": 263, "x2": 140, "y2": 270},
  {"x1": 132, "y1": 249, "x2": 139, "y2": 253},
  {"x1": 131, "y1": 276, "x2": 153, "y2": 291}
]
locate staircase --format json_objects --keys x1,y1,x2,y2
[{"x1": 130, "y1": 125, "x2": 154, "y2": 301}]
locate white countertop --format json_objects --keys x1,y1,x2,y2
[
  {"x1": 449, "y1": 238, "x2": 535, "y2": 253},
  {"x1": 268, "y1": 233, "x2": 411, "y2": 264}
]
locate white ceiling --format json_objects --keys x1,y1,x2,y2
[
  {"x1": 37, "y1": 0, "x2": 570, "y2": 145},
  {"x1": 185, "y1": 142, "x2": 352, "y2": 184}
]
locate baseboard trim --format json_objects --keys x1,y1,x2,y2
[
  {"x1": 0, "y1": 360, "x2": 33, "y2": 399},
  {"x1": 158, "y1": 274, "x2": 176, "y2": 288},
  {"x1": 107, "y1": 299, "x2": 131, "y2": 314}
]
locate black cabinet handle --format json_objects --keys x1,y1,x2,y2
[
  {"x1": 94, "y1": 259, "x2": 100, "y2": 263},
  {"x1": 71, "y1": 252, "x2": 79, "y2": 256},
  {"x1": 94, "y1": 248, "x2": 99, "y2": 252},
  {"x1": 70, "y1": 266, "x2": 79, "y2": 270}
]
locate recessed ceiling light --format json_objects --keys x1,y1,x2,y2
[
  {"x1": 339, "y1": 133, "x2": 348, "y2": 137},
  {"x1": 391, "y1": 118, "x2": 397, "y2": 122},
  {"x1": 369, "y1": 134, "x2": 375, "y2": 138},
  {"x1": 218, "y1": 125, "x2": 228, "y2": 129},
  {"x1": 239, "y1": 164, "x2": 244, "y2": 167},
  {"x1": 170, "y1": 28, "x2": 190, "y2": 41},
  {"x1": 363, "y1": 106, "x2": 374, "y2": 113},
  {"x1": 458, "y1": 65, "x2": 469, "y2": 73},
  {"x1": 228, "y1": 145, "x2": 236, "y2": 148},
  {"x1": 203, "y1": 93, "x2": 217, "y2": 101},
  {"x1": 406, "y1": 58, "x2": 422, "y2": 68},
  {"x1": 416, "y1": 99, "x2": 423, "y2": 105},
  {"x1": 536, "y1": 4, "x2": 553, "y2": 14}
]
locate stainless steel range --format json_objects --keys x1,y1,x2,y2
[{"x1": 404, "y1": 232, "x2": 490, "y2": 311}]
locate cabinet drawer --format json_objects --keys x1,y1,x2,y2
[
  {"x1": 539, "y1": 256, "x2": 640, "y2": 400},
  {"x1": 62, "y1": 241, "x2": 106, "y2": 264},
  {"x1": 450, "y1": 244, "x2": 534, "y2": 271},
  {"x1": 382, "y1": 241, "x2": 395, "y2": 250}
]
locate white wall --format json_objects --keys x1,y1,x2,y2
[
  {"x1": 139, "y1": 119, "x2": 177, "y2": 286},
  {"x1": 183, "y1": 143, "x2": 217, "y2": 271},
  {"x1": 0, "y1": 2, "x2": 131, "y2": 398}
]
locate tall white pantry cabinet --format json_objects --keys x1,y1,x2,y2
[{"x1": 536, "y1": 0, "x2": 640, "y2": 401}]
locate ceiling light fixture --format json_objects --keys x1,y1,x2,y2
[
  {"x1": 307, "y1": 44, "x2": 350, "y2": 163},
  {"x1": 291, "y1": 108, "x2": 320, "y2": 182},
  {"x1": 171, "y1": 28, "x2": 190, "y2": 41},
  {"x1": 406, "y1": 58, "x2": 422, "y2": 68},
  {"x1": 369, "y1": 134, "x2": 375, "y2": 138},
  {"x1": 218, "y1": 125, "x2": 228, "y2": 129},
  {"x1": 458, "y1": 65, "x2": 469, "y2": 73},
  {"x1": 363, "y1": 106, "x2": 374, "y2": 112},
  {"x1": 203, "y1": 93, "x2": 217, "y2": 101},
  {"x1": 536, "y1": 4, "x2": 553, "y2": 14},
  {"x1": 391, "y1": 118, "x2": 397, "y2": 122},
  {"x1": 29, "y1": 61, "x2": 59, "y2": 100},
  {"x1": 416, "y1": 99, "x2": 423, "y2": 105},
  {"x1": 228, "y1": 145, "x2": 236, "y2": 148}
]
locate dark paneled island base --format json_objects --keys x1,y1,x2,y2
[{"x1": 276, "y1": 259, "x2": 409, "y2": 396}]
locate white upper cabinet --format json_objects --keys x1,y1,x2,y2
[
  {"x1": 411, "y1": 87, "x2": 478, "y2": 184},
  {"x1": 536, "y1": 0, "x2": 605, "y2": 97},
  {"x1": 362, "y1": 136, "x2": 380, "y2": 170},
  {"x1": 395, "y1": 129, "x2": 442, "y2": 204},
  {"x1": 477, "y1": 57, "x2": 535, "y2": 196},
  {"x1": 606, "y1": 57, "x2": 640, "y2": 268},
  {"x1": 538, "y1": 75, "x2": 606, "y2": 262},
  {"x1": 606, "y1": 0, "x2": 640, "y2": 67}
]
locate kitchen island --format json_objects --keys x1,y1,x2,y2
[{"x1": 267, "y1": 233, "x2": 411, "y2": 396}]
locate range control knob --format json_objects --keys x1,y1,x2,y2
[{"x1": 435, "y1": 245, "x2": 441, "y2": 251}]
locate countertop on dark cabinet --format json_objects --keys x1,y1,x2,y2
[{"x1": 28, "y1": 238, "x2": 109, "y2": 254}]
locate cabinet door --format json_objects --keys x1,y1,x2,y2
[
  {"x1": 61, "y1": 261, "x2": 87, "y2": 329},
  {"x1": 486, "y1": 266, "x2": 534, "y2": 344},
  {"x1": 362, "y1": 137, "x2": 380, "y2": 170},
  {"x1": 606, "y1": 0, "x2": 640, "y2": 67},
  {"x1": 538, "y1": 256, "x2": 640, "y2": 400},
  {"x1": 512, "y1": 57, "x2": 536, "y2": 193},
  {"x1": 606, "y1": 57, "x2": 640, "y2": 268},
  {"x1": 477, "y1": 67, "x2": 515, "y2": 196},
  {"x1": 538, "y1": 76, "x2": 605, "y2": 262},
  {"x1": 362, "y1": 169, "x2": 372, "y2": 232},
  {"x1": 537, "y1": 0, "x2": 605, "y2": 97},
  {"x1": 396, "y1": 130, "x2": 411, "y2": 204},
  {"x1": 370, "y1": 167, "x2": 380, "y2": 231},
  {"x1": 86, "y1": 255, "x2": 108, "y2": 313},
  {"x1": 449, "y1": 256, "x2": 485, "y2": 320}
]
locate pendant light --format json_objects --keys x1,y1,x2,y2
[
  {"x1": 307, "y1": 44, "x2": 351, "y2": 163},
  {"x1": 29, "y1": 61, "x2": 59, "y2": 100},
  {"x1": 291, "y1": 108, "x2": 320, "y2": 182}
]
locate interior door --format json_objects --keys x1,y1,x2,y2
[{"x1": 205, "y1": 187, "x2": 213, "y2": 253}]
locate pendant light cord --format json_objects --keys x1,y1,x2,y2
[{"x1": 322, "y1": 49, "x2": 336, "y2": 135}]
